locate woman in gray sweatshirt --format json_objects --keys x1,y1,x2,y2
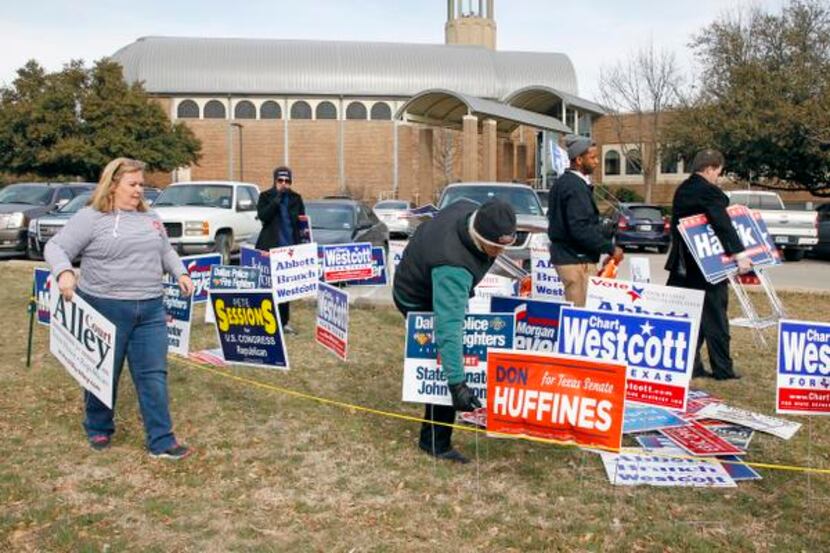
[{"x1": 45, "y1": 158, "x2": 194, "y2": 460}]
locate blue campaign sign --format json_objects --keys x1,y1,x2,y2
[
  {"x1": 162, "y1": 282, "x2": 193, "y2": 356},
  {"x1": 209, "y1": 265, "x2": 260, "y2": 291},
  {"x1": 181, "y1": 253, "x2": 222, "y2": 303},
  {"x1": 557, "y1": 306, "x2": 695, "y2": 411},
  {"x1": 210, "y1": 290, "x2": 289, "y2": 370},
  {"x1": 240, "y1": 246, "x2": 271, "y2": 288},
  {"x1": 34, "y1": 267, "x2": 52, "y2": 325},
  {"x1": 623, "y1": 404, "x2": 688, "y2": 434},
  {"x1": 298, "y1": 215, "x2": 313, "y2": 244},
  {"x1": 316, "y1": 282, "x2": 349, "y2": 360},
  {"x1": 777, "y1": 319, "x2": 830, "y2": 414},
  {"x1": 342, "y1": 247, "x2": 388, "y2": 287},
  {"x1": 490, "y1": 295, "x2": 570, "y2": 352},
  {"x1": 320, "y1": 242, "x2": 374, "y2": 283}
]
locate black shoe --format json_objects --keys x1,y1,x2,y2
[
  {"x1": 714, "y1": 372, "x2": 742, "y2": 381},
  {"x1": 88, "y1": 435, "x2": 111, "y2": 451},
  {"x1": 418, "y1": 445, "x2": 470, "y2": 464},
  {"x1": 150, "y1": 443, "x2": 192, "y2": 460}
]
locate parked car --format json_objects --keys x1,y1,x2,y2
[
  {"x1": 152, "y1": 181, "x2": 261, "y2": 264},
  {"x1": 601, "y1": 203, "x2": 671, "y2": 253},
  {"x1": 726, "y1": 191, "x2": 818, "y2": 261},
  {"x1": 27, "y1": 191, "x2": 93, "y2": 260},
  {"x1": 812, "y1": 203, "x2": 830, "y2": 260},
  {"x1": 373, "y1": 199, "x2": 417, "y2": 238},
  {"x1": 305, "y1": 199, "x2": 389, "y2": 249},
  {"x1": 436, "y1": 182, "x2": 547, "y2": 266},
  {"x1": 144, "y1": 186, "x2": 162, "y2": 205},
  {"x1": 535, "y1": 189, "x2": 549, "y2": 215},
  {"x1": 0, "y1": 182, "x2": 94, "y2": 258}
]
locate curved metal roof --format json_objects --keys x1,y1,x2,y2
[
  {"x1": 503, "y1": 85, "x2": 606, "y2": 116},
  {"x1": 396, "y1": 89, "x2": 571, "y2": 134},
  {"x1": 111, "y1": 36, "x2": 580, "y2": 99}
]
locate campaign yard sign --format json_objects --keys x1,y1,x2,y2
[
  {"x1": 635, "y1": 435, "x2": 760, "y2": 481},
  {"x1": 298, "y1": 214, "x2": 313, "y2": 244},
  {"x1": 659, "y1": 422, "x2": 745, "y2": 456},
  {"x1": 163, "y1": 282, "x2": 193, "y2": 356},
  {"x1": 240, "y1": 246, "x2": 272, "y2": 288},
  {"x1": 316, "y1": 282, "x2": 349, "y2": 360},
  {"x1": 623, "y1": 404, "x2": 687, "y2": 434},
  {"x1": 777, "y1": 319, "x2": 830, "y2": 415},
  {"x1": 599, "y1": 449, "x2": 737, "y2": 488},
  {"x1": 585, "y1": 277, "x2": 705, "y2": 350},
  {"x1": 34, "y1": 267, "x2": 52, "y2": 325},
  {"x1": 210, "y1": 289, "x2": 289, "y2": 370},
  {"x1": 388, "y1": 240, "x2": 407, "y2": 283},
  {"x1": 269, "y1": 243, "x2": 319, "y2": 302},
  {"x1": 696, "y1": 403, "x2": 801, "y2": 440},
  {"x1": 49, "y1": 292, "x2": 116, "y2": 409},
  {"x1": 557, "y1": 307, "x2": 695, "y2": 411},
  {"x1": 627, "y1": 256, "x2": 651, "y2": 283},
  {"x1": 487, "y1": 350, "x2": 627, "y2": 450},
  {"x1": 468, "y1": 273, "x2": 516, "y2": 313},
  {"x1": 402, "y1": 313, "x2": 514, "y2": 407},
  {"x1": 530, "y1": 236, "x2": 566, "y2": 301},
  {"x1": 205, "y1": 265, "x2": 261, "y2": 324},
  {"x1": 342, "y1": 247, "x2": 388, "y2": 287},
  {"x1": 180, "y1": 253, "x2": 222, "y2": 303},
  {"x1": 490, "y1": 296, "x2": 571, "y2": 352},
  {"x1": 320, "y1": 243, "x2": 374, "y2": 283}
]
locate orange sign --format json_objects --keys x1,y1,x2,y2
[{"x1": 487, "y1": 350, "x2": 628, "y2": 451}]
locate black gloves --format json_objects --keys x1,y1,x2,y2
[{"x1": 449, "y1": 383, "x2": 482, "y2": 412}]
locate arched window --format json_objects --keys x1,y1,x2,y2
[
  {"x1": 604, "y1": 150, "x2": 621, "y2": 176},
  {"x1": 316, "y1": 101, "x2": 337, "y2": 120},
  {"x1": 234, "y1": 100, "x2": 256, "y2": 119},
  {"x1": 260, "y1": 100, "x2": 282, "y2": 119},
  {"x1": 290, "y1": 101, "x2": 312, "y2": 120},
  {"x1": 204, "y1": 100, "x2": 227, "y2": 119},
  {"x1": 346, "y1": 102, "x2": 367, "y2": 120},
  {"x1": 660, "y1": 151, "x2": 679, "y2": 174},
  {"x1": 370, "y1": 102, "x2": 392, "y2": 120},
  {"x1": 625, "y1": 149, "x2": 643, "y2": 175},
  {"x1": 177, "y1": 99, "x2": 199, "y2": 119}
]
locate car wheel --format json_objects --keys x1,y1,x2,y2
[
  {"x1": 215, "y1": 232, "x2": 233, "y2": 265},
  {"x1": 782, "y1": 248, "x2": 805, "y2": 262}
]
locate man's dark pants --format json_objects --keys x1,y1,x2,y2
[
  {"x1": 278, "y1": 302, "x2": 290, "y2": 325},
  {"x1": 667, "y1": 274, "x2": 736, "y2": 378},
  {"x1": 393, "y1": 295, "x2": 456, "y2": 454}
]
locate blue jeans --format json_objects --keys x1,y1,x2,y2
[{"x1": 78, "y1": 290, "x2": 177, "y2": 453}]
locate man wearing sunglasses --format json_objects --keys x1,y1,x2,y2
[
  {"x1": 256, "y1": 166, "x2": 306, "y2": 334},
  {"x1": 393, "y1": 198, "x2": 517, "y2": 463}
]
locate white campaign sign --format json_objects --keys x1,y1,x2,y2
[
  {"x1": 468, "y1": 272, "x2": 515, "y2": 313},
  {"x1": 388, "y1": 240, "x2": 407, "y2": 284},
  {"x1": 696, "y1": 403, "x2": 801, "y2": 440},
  {"x1": 530, "y1": 234, "x2": 565, "y2": 301},
  {"x1": 627, "y1": 257, "x2": 651, "y2": 283},
  {"x1": 49, "y1": 291, "x2": 116, "y2": 409},
  {"x1": 269, "y1": 243, "x2": 320, "y2": 302},
  {"x1": 599, "y1": 449, "x2": 737, "y2": 488}
]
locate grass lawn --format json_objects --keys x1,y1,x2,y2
[{"x1": 2, "y1": 260, "x2": 830, "y2": 552}]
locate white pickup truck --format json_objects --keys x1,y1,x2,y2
[
  {"x1": 152, "y1": 181, "x2": 261, "y2": 264},
  {"x1": 726, "y1": 191, "x2": 818, "y2": 261}
]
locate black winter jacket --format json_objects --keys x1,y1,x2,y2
[
  {"x1": 547, "y1": 171, "x2": 615, "y2": 264},
  {"x1": 255, "y1": 187, "x2": 305, "y2": 250}
]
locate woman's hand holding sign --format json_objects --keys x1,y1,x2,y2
[
  {"x1": 178, "y1": 274, "x2": 194, "y2": 297},
  {"x1": 57, "y1": 270, "x2": 77, "y2": 301}
]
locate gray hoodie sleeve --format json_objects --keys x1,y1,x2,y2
[{"x1": 44, "y1": 208, "x2": 96, "y2": 278}]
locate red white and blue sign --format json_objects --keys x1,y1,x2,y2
[
  {"x1": 209, "y1": 265, "x2": 261, "y2": 291},
  {"x1": 557, "y1": 307, "x2": 695, "y2": 411},
  {"x1": 490, "y1": 295, "x2": 571, "y2": 352},
  {"x1": 341, "y1": 247, "x2": 388, "y2": 287},
  {"x1": 269, "y1": 243, "x2": 319, "y2": 302},
  {"x1": 623, "y1": 404, "x2": 687, "y2": 434},
  {"x1": 34, "y1": 267, "x2": 52, "y2": 325},
  {"x1": 240, "y1": 246, "x2": 271, "y2": 288},
  {"x1": 210, "y1": 289, "x2": 289, "y2": 370},
  {"x1": 316, "y1": 282, "x2": 349, "y2": 360},
  {"x1": 162, "y1": 282, "x2": 193, "y2": 356},
  {"x1": 181, "y1": 253, "x2": 222, "y2": 303},
  {"x1": 777, "y1": 319, "x2": 830, "y2": 415},
  {"x1": 320, "y1": 242, "x2": 374, "y2": 283}
]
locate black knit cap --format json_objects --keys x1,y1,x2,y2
[
  {"x1": 273, "y1": 166, "x2": 292, "y2": 182},
  {"x1": 473, "y1": 199, "x2": 517, "y2": 245}
]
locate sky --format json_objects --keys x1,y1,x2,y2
[{"x1": 1, "y1": 0, "x2": 787, "y2": 102}]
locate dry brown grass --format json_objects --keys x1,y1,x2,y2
[{"x1": 1, "y1": 261, "x2": 830, "y2": 552}]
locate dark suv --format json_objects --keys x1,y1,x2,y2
[
  {"x1": 601, "y1": 203, "x2": 670, "y2": 253},
  {"x1": 0, "y1": 182, "x2": 95, "y2": 258}
]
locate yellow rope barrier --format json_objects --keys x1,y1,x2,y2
[{"x1": 172, "y1": 356, "x2": 830, "y2": 476}]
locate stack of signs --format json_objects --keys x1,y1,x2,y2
[
  {"x1": 388, "y1": 240, "x2": 407, "y2": 283},
  {"x1": 269, "y1": 243, "x2": 319, "y2": 302},
  {"x1": 490, "y1": 295, "x2": 571, "y2": 352},
  {"x1": 635, "y1": 435, "x2": 761, "y2": 482},
  {"x1": 205, "y1": 265, "x2": 261, "y2": 323},
  {"x1": 677, "y1": 204, "x2": 779, "y2": 284},
  {"x1": 210, "y1": 290, "x2": 289, "y2": 370},
  {"x1": 33, "y1": 268, "x2": 52, "y2": 325},
  {"x1": 181, "y1": 253, "x2": 222, "y2": 303},
  {"x1": 162, "y1": 282, "x2": 193, "y2": 356},
  {"x1": 319, "y1": 243, "x2": 374, "y2": 283},
  {"x1": 468, "y1": 273, "x2": 516, "y2": 313},
  {"x1": 316, "y1": 282, "x2": 349, "y2": 360},
  {"x1": 557, "y1": 307, "x2": 695, "y2": 411},
  {"x1": 49, "y1": 292, "x2": 116, "y2": 408},
  {"x1": 341, "y1": 247, "x2": 387, "y2": 287},
  {"x1": 487, "y1": 350, "x2": 627, "y2": 450},
  {"x1": 777, "y1": 319, "x2": 830, "y2": 415},
  {"x1": 658, "y1": 423, "x2": 745, "y2": 456},
  {"x1": 240, "y1": 246, "x2": 272, "y2": 288},
  {"x1": 696, "y1": 403, "x2": 801, "y2": 440},
  {"x1": 402, "y1": 312, "x2": 514, "y2": 407},
  {"x1": 529, "y1": 234, "x2": 565, "y2": 301},
  {"x1": 585, "y1": 277, "x2": 704, "y2": 353}
]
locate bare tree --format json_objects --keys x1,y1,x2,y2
[
  {"x1": 598, "y1": 41, "x2": 683, "y2": 202},
  {"x1": 433, "y1": 127, "x2": 459, "y2": 197}
]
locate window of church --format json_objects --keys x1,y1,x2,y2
[
  {"x1": 291, "y1": 101, "x2": 312, "y2": 120},
  {"x1": 604, "y1": 150, "x2": 621, "y2": 176},
  {"x1": 204, "y1": 100, "x2": 227, "y2": 119},
  {"x1": 316, "y1": 101, "x2": 338, "y2": 120},
  {"x1": 625, "y1": 149, "x2": 643, "y2": 175},
  {"x1": 260, "y1": 101, "x2": 282, "y2": 119},
  {"x1": 346, "y1": 102, "x2": 367, "y2": 120},
  {"x1": 177, "y1": 99, "x2": 199, "y2": 119},
  {"x1": 370, "y1": 102, "x2": 392, "y2": 120},
  {"x1": 234, "y1": 100, "x2": 256, "y2": 119}
]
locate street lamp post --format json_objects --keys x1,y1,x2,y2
[{"x1": 231, "y1": 122, "x2": 244, "y2": 181}]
